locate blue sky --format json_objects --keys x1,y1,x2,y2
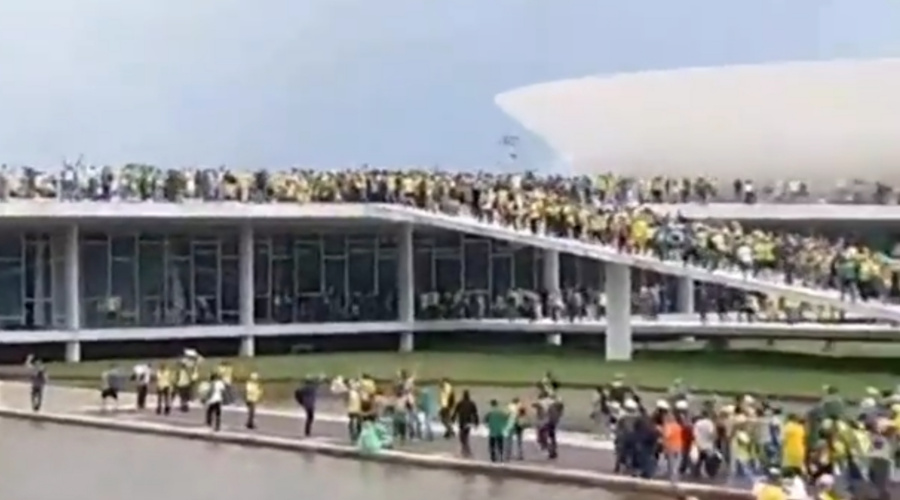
[{"x1": 0, "y1": 0, "x2": 897, "y2": 170}]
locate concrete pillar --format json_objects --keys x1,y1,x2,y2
[
  {"x1": 34, "y1": 240, "x2": 46, "y2": 326},
  {"x1": 64, "y1": 225, "x2": 81, "y2": 363},
  {"x1": 397, "y1": 224, "x2": 414, "y2": 352},
  {"x1": 542, "y1": 249, "x2": 561, "y2": 346},
  {"x1": 239, "y1": 225, "x2": 255, "y2": 357},
  {"x1": 605, "y1": 262, "x2": 632, "y2": 361},
  {"x1": 677, "y1": 278, "x2": 695, "y2": 314}
]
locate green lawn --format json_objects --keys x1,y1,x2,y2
[{"x1": 29, "y1": 340, "x2": 900, "y2": 400}]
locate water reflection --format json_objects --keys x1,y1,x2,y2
[{"x1": 0, "y1": 418, "x2": 635, "y2": 500}]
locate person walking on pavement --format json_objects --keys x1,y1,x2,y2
[
  {"x1": 155, "y1": 363, "x2": 173, "y2": 415},
  {"x1": 133, "y1": 362, "x2": 151, "y2": 410},
  {"x1": 295, "y1": 376, "x2": 318, "y2": 437},
  {"x1": 452, "y1": 390, "x2": 479, "y2": 458},
  {"x1": 25, "y1": 355, "x2": 46, "y2": 412},
  {"x1": 205, "y1": 373, "x2": 226, "y2": 432},
  {"x1": 483, "y1": 399, "x2": 507, "y2": 462},
  {"x1": 244, "y1": 372, "x2": 262, "y2": 429}
]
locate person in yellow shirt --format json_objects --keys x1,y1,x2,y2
[
  {"x1": 217, "y1": 362, "x2": 234, "y2": 405},
  {"x1": 244, "y1": 372, "x2": 262, "y2": 429},
  {"x1": 154, "y1": 363, "x2": 172, "y2": 415},
  {"x1": 753, "y1": 469, "x2": 787, "y2": 500},
  {"x1": 505, "y1": 397, "x2": 527, "y2": 460},
  {"x1": 439, "y1": 378, "x2": 456, "y2": 438},
  {"x1": 346, "y1": 380, "x2": 363, "y2": 441},
  {"x1": 781, "y1": 414, "x2": 807, "y2": 476},
  {"x1": 175, "y1": 362, "x2": 192, "y2": 412}
]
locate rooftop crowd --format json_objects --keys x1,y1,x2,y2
[{"x1": 1, "y1": 164, "x2": 898, "y2": 315}]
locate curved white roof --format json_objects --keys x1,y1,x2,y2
[{"x1": 496, "y1": 59, "x2": 900, "y2": 182}]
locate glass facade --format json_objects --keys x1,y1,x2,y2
[{"x1": 0, "y1": 227, "x2": 703, "y2": 330}]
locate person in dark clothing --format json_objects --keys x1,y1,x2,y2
[
  {"x1": 452, "y1": 390, "x2": 479, "y2": 458},
  {"x1": 295, "y1": 377, "x2": 318, "y2": 437},
  {"x1": 26, "y1": 356, "x2": 46, "y2": 412},
  {"x1": 633, "y1": 414, "x2": 661, "y2": 478}
]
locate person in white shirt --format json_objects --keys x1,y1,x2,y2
[
  {"x1": 692, "y1": 413, "x2": 720, "y2": 478},
  {"x1": 205, "y1": 374, "x2": 226, "y2": 432},
  {"x1": 133, "y1": 363, "x2": 151, "y2": 410}
]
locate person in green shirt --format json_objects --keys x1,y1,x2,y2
[{"x1": 484, "y1": 399, "x2": 507, "y2": 462}]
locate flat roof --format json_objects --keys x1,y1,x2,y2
[{"x1": 496, "y1": 59, "x2": 900, "y2": 182}]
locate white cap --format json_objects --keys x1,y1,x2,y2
[
  {"x1": 624, "y1": 399, "x2": 638, "y2": 410},
  {"x1": 860, "y1": 397, "x2": 876, "y2": 409},
  {"x1": 609, "y1": 400, "x2": 622, "y2": 410},
  {"x1": 656, "y1": 399, "x2": 671, "y2": 410},
  {"x1": 675, "y1": 400, "x2": 689, "y2": 410},
  {"x1": 817, "y1": 474, "x2": 834, "y2": 487}
]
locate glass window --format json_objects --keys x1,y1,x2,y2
[
  {"x1": 220, "y1": 233, "x2": 239, "y2": 258},
  {"x1": 138, "y1": 241, "x2": 165, "y2": 298},
  {"x1": 168, "y1": 235, "x2": 191, "y2": 258},
  {"x1": 81, "y1": 242, "x2": 109, "y2": 298},
  {"x1": 254, "y1": 296, "x2": 270, "y2": 322},
  {"x1": 581, "y1": 258, "x2": 602, "y2": 291},
  {"x1": 271, "y1": 234, "x2": 292, "y2": 258},
  {"x1": 414, "y1": 251, "x2": 432, "y2": 293},
  {"x1": 254, "y1": 242, "x2": 270, "y2": 297},
  {"x1": 323, "y1": 258, "x2": 346, "y2": 297},
  {"x1": 348, "y1": 251, "x2": 375, "y2": 294},
  {"x1": 561, "y1": 254, "x2": 578, "y2": 289},
  {"x1": 271, "y1": 257, "x2": 295, "y2": 298},
  {"x1": 0, "y1": 234, "x2": 21, "y2": 259},
  {"x1": 435, "y1": 257, "x2": 461, "y2": 293},
  {"x1": 295, "y1": 242, "x2": 322, "y2": 294},
  {"x1": 139, "y1": 296, "x2": 164, "y2": 326},
  {"x1": 110, "y1": 235, "x2": 137, "y2": 259},
  {"x1": 166, "y1": 258, "x2": 193, "y2": 323},
  {"x1": 463, "y1": 241, "x2": 489, "y2": 291},
  {"x1": 193, "y1": 251, "x2": 219, "y2": 298},
  {"x1": 323, "y1": 235, "x2": 345, "y2": 257},
  {"x1": 0, "y1": 260, "x2": 23, "y2": 319},
  {"x1": 491, "y1": 239, "x2": 512, "y2": 257},
  {"x1": 378, "y1": 234, "x2": 397, "y2": 253},
  {"x1": 377, "y1": 256, "x2": 397, "y2": 296},
  {"x1": 434, "y1": 232, "x2": 460, "y2": 252},
  {"x1": 491, "y1": 255, "x2": 512, "y2": 296},
  {"x1": 347, "y1": 236, "x2": 375, "y2": 253},
  {"x1": 220, "y1": 256, "x2": 239, "y2": 315},
  {"x1": 111, "y1": 258, "x2": 137, "y2": 315},
  {"x1": 513, "y1": 248, "x2": 535, "y2": 290}
]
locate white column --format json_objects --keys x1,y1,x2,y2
[
  {"x1": 605, "y1": 262, "x2": 632, "y2": 361},
  {"x1": 34, "y1": 240, "x2": 46, "y2": 326},
  {"x1": 64, "y1": 225, "x2": 81, "y2": 363},
  {"x1": 238, "y1": 225, "x2": 255, "y2": 357},
  {"x1": 542, "y1": 249, "x2": 561, "y2": 346},
  {"x1": 677, "y1": 278, "x2": 695, "y2": 313},
  {"x1": 397, "y1": 224, "x2": 414, "y2": 352}
]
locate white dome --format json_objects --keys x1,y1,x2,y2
[{"x1": 496, "y1": 59, "x2": 900, "y2": 182}]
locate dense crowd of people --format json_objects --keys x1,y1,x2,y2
[
  {"x1": 2, "y1": 165, "x2": 899, "y2": 314},
  {"x1": 25, "y1": 352, "x2": 898, "y2": 500},
  {"x1": 1, "y1": 164, "x2": 898, "y2": 205}
]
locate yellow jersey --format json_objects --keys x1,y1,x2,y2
[
  {"x1": 176, "y1": 368, "x2": 191, "y2": 387},
  {"x1": 782, "y1": 421, "x2": 806, "y2": 469},
  {"x1": 347, "y1": 389, "x2": 361, "y2": 414},
  {"x1": 156, "y1": 368, "x2": 172, "y2": 389},
  {"x1": 755, "y1": 484, "x2": 786, "y2": 500},
  {"x1": 245, "y1": 381, "x2": 262, "y2": 403}
]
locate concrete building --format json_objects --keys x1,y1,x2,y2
[
  {"x1": 2, "y1": 201, "x2": 900, "y2": 363},
  {"x1": 495, "y1": 59, "x2": 900, "y2": 183}
]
